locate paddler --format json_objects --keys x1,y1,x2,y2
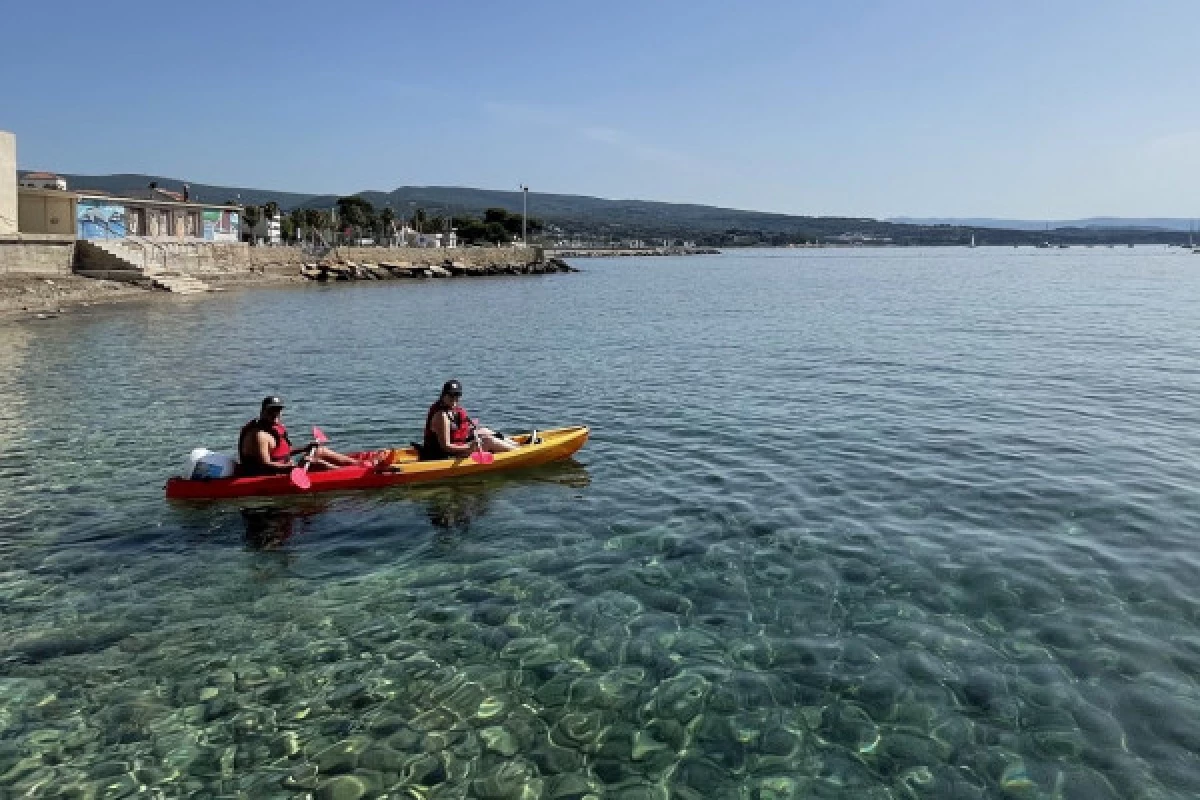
[
  {"x1": 423, "y1": 380, "x2": 520, "y2": 459},
  {"x1": 237, "y1": 396, "x2": 365, "y2": 476}
]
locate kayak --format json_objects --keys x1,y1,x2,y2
[{"x1": 165, "y1": 426, "x2": 589, "y2": 500}]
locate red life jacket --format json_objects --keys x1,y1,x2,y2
[
  {"x1": 239, "y1": 417, "x2": 292, "y2": 466},
  {"x1": 424, "y1": 402, "x2": 472, "y2": 455}
]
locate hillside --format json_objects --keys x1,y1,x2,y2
[{"x1": 35, "y1": 172, "x2": 1196, "y2": 247}]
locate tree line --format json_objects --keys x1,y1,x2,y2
[{"x1": 238, "y1": 196, "x2": 543, "y2": 246}]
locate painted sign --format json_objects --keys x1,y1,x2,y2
[
  {"x1": 77, "y1": 200, "x2": 127, "y2": 239},
  {"x1": 203, "y1": 209, "x2": 240, "y2": 242}
]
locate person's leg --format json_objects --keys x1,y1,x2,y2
[
  {"x1": 306, "y1": 456, "x2": 340, "y2": 471},
  {"x1": 314, "y1": 446, "x2": 361, "y2": 467},
  {"x1": 481, "y1": 433, "x2": 518, "y2": 453}
]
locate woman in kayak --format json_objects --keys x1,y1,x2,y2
[
  {"x1": 238, "y1": 396, "x2": 368, "y2": 476},
  {"x1": 423, "y1": 379, "x2": 519, "y2": 459}
]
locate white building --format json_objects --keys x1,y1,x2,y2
[
  {"x1": 400, "y1": 225, "x2": 457, "y2": 249},
  {"x1": 19, "y1": 171, "x2": 67, "y2": 191}
]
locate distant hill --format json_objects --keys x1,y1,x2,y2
[
  {"x1": 891, "y1": 216, "x2": 1199, "y2": 232},
  {"x1": 31, "y1": 171, "x2": 1197, "y2": 247}
]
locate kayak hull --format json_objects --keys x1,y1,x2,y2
[{"x1": 165, "y1": 426, "x2": 589, "y2": 500}]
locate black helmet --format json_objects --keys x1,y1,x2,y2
[
  {"x1": 261, "y1": 395, "x2": 285, "y2": 411},
  {"x1": 441, "y1": 379, "x2": 463, "y2": 396}
]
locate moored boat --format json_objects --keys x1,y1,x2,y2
[{"x1": 165, "y1": 426, "x2": 589, "y2": 500}]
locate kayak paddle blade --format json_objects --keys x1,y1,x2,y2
[
  {"x1": 312, "y1": 426, "x2": 329, "y2": 444},
  {"x1": 289, "y1": 466, "x2": 312, "y2": 490},
  {"x1": 470, "y1": 450, "x2": 494, "y2": 465}
]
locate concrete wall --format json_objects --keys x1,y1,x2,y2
[
  {"x1": 18, "y1": 190, "x2": 76, "y2": 235},
  {"x1": 0, "y1": 132, "x2": 16, "y2": 236},
  {"x1": 74, "y1": 241, "x2": 546, "y2": 277},
  {"x1": 0, "y1": 235, "x2": 76, "y2": 274}
]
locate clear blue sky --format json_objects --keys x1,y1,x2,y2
[{"x1": 2, "y1": 1, "x2": 1197, "y2": 218}]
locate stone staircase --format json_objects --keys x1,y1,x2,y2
[
  {"x1": 75, "y1": 239, "x2": 214, "y2": 294},
  {"x1": 146, "y1": 272, "x2": 215, "y2": 294}
]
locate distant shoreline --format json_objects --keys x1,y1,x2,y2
[{"x1": 546, "y1": 247, "x2": 720, "y2": 258}]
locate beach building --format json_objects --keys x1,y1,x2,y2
[
  {"x1": 1, "y1": 129, "x2": 246, "y2": 280},
  {"x1": 18, "y1": 185, "x2": 77, "y2": 235},
  {"x1": 74, "y1": 189, "x2": 241, "y2": 243},
  {"x1": 1, "y1": 131, "x2": 80, "y2": 273},
  {"x1": 19, "y1": 171, "x2": 67, "y2": 190},
  {"x1": 394, "y1": 223, "x2": 457, "y2": 249}
]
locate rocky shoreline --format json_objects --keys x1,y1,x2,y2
[
  {"x1": 0, "y1": 254, "x2": 578, "y2": 322},
  {"x1": 0, "y1": 274, "x2": 155, "y2": 321},
  {"x1": 300, "y1": 256, "x2": 576, "y2": 282}
]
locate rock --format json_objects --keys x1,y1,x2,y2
[
  {"x1": 316, "y1": 774, "x2": 367, "y2": 800},
  {"x1": 316, "y1": 737, "x2": 371, "y2": 774},
  {"x1": 429, "y1": 266, "x2": 451, "y2": 278},
  {"x1": 281, "y1": 764, "x2": 318, "y2": 791},
  {"x1": 481, "y1": 726, "x2": 519, "y2": 757}
]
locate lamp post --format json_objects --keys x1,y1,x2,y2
[{"x1": 519, "y1": 184, "x2": 528, "y2": 247}]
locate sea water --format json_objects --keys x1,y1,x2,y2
[{"x1": 2, "y1": 247, "x2": 1199, "y2": 798}]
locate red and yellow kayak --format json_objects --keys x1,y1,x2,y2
[{"x1": 165, "y1": 426, "x2": 589, "y2": 500}]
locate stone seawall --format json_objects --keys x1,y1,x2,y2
[
  {"x1": 0, "y1": 235, "x2": 76, "y2": 275},
  {"x1": 71, "y1": 242, "x2": 550, "y2": 278}
]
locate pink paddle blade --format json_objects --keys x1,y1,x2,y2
[
  {"x1": 470, "y1": 450, "x2": 495, "y2": 465},
  {"x1": 312, "y1": 426, "x2": 330, "y2": 444},
  {"x1": 289, "y1": 466, "x2": 312, "y2": 490}
]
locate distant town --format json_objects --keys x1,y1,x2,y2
[{"x1": 6, "y1": 141, "x2": 1200, "y2": 254}]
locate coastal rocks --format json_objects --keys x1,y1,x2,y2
[{"x1": 300, "y1": 256, "x2": 576, "y2": 283}]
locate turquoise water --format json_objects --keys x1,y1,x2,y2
[{"x1": 3, "y1": 247, "x2": 1200, "y2": 798}]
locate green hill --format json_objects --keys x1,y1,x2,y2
[{"x1": 38, "y1": 172, "x2": 1194, "y2": 247}]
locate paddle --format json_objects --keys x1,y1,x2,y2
[
  {"x1": 469, "y1": 423, "x2": 494, "y2": 465},
  {"x1": 289, "y1": 426, "x2": 331, "y2": 490}
]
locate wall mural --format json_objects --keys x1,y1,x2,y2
[
  {"x1": 77, "y1": 201, "x2": 127, "y2": 239},
  {"x1": 203, "y1": 209, "x2": 240, "y2": 242}
]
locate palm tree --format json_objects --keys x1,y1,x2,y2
[
  {"x1": 380, "y1": 207, "x2": 396, "y2": 245},
  {"x1": 289, "y1": 208, "x2": 305, "y2": 243},
  {"x1": 242, "y1": 206, "x2": 262, "y2": 243}
]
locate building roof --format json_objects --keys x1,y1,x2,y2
[
  {"x1": 22, "y1": 171, "x2": 60, "y2": 179},
  {"x1": 74, "y1": 190, "x2": 241, "y2": 210}
]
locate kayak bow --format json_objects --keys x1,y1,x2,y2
[{"x1": 165, "y1": 426, "x2": 589, "y2": 500}]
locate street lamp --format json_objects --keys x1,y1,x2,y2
[{"x1": 519, "y1": 184, "x2": 528, "y2": 247}]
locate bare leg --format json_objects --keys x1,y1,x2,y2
[
  {"x1": 312, "y1": 446, "x2": 363, "y2": 468},
  {"x1": 480, "y1": 433, "x2": 518, "y2": 453}
]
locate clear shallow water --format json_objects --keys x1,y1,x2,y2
[{"x1": 2, "y1": 247, "x2": 1200, "y2": 798}]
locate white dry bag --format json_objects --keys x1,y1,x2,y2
[{"x1": 184, "y1": 448, "x2": 237, "y2": 480}]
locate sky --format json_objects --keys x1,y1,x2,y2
[{"x1": 2, "y1": 1, "x2": 1198, "y2": 219}]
